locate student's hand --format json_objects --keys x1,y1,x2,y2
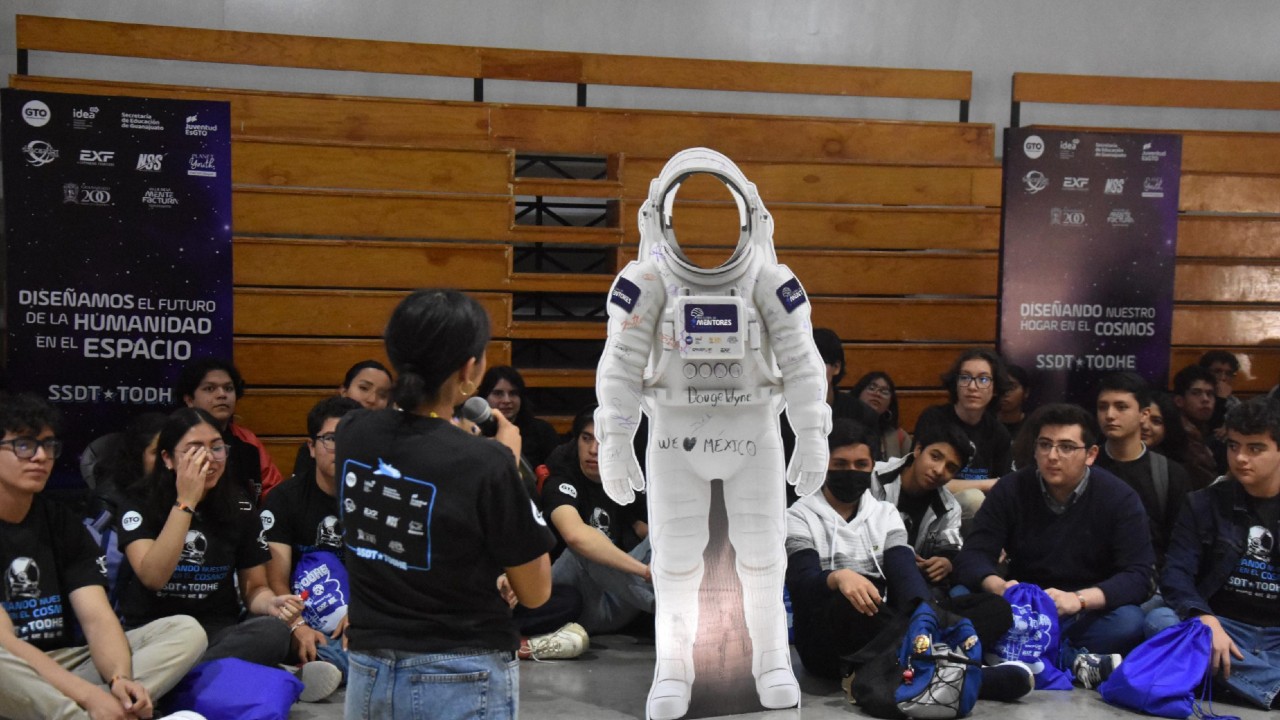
[
  {"x1": 916, "y1": 555, "x2": 953, "y2": 583},
  {"x1": 1043, "y1": 587, "x2": 1084, "y2": 617},
  {"x1": 1200, "y1": 615, "x2": 1243, "y2": 677},
  {"x1": 174, "y1": 446, "x2": 211, "y2": 507},
  {"x1": 83, "y1": 686, "x2": 131, "y2": 720},
  {"x1": 980, "y1": 575, "x2": 1016, "y2": 596},
  {"x1": 292, "y1": 625, "x2": 327, "y2": 664},
  {"x1": 271, "y1": 594, "x2": 306, "y2": 623},
  {"x1": 832, "y1": 569, "x2": 882, "y2": 616},
  {"x1": 331, "y1": 614, "x2": 350, "y2": 651},
  {"x1": 496, "y1": 574, "x2": 518, "y2": 608},
  {"x1": 491, "y1": 411, "x2": 523, "y2": 465},
  {"x1": 109, "y1": 676, "x2": 152, "y2": 719}
]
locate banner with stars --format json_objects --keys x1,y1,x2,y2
[
  {"x1": 998, "y1": 127, "x2": 1181, "y2": 410},
  {"x1": 2, "y1": 88, "x2": 232, "y2": 489}
]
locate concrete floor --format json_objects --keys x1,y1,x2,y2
[{"x1": 286, "y1": 634, "x2": 1271, "y2": 720}]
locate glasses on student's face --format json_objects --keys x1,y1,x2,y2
[
  {"x1": 181, "y1": 442, "x2": 228, "y2": 460},
  {"x1": 864, "y1": 383, "x2": 893, "y2": 398},
  {"x1": 1034, "y1": 440, "x2": 1087, "y2": 457},
  {"x1": 0, "y1": 437, "x2": 64, "y2": 460},
  {"x1": 312, "y1": 433, "x2": 337, "y2": 452},
  {"x1": 957, "y1": 374, "x2": 993, "y2": 389}
]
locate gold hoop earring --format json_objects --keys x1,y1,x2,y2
[{"x1": 459, "y1": 381, "x2": 476, "y2": 398}]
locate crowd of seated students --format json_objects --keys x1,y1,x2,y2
[{"x1": 4, "y1": 338, "x2": 1280, "y2": 715}]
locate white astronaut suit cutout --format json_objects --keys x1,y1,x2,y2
[{"x1": 595, "y1": 148, "x2": 831, "y2": 720}]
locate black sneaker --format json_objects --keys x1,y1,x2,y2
[
  {"x1": 979, "y1": 661, "x2": 1035, "y2": 701},
  {"x1": 1072, "y1": 653, "x2": 1121, "y2": 689}
]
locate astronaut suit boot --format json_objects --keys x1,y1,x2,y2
[{"x1": 594, "y1": 148, "x2": 831, "y2": 720}]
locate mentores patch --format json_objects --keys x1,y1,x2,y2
[{"x1": 610, "y1": 277, "x2": 641, "y2": 313}]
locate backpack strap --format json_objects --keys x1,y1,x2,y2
[{"x1": 1149, "y1": 450, "x2": 1169, "y2": 519}]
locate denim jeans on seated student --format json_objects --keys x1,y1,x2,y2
[
  {"x1": 345, "y1": 648, "x2": 518, "y2": 720},
  {"x1": 315, "y1": 641, "x2": 349, "y2": 680},
  {"x1": 551, "y1": 536, "x2": 654, "y2": 634}
]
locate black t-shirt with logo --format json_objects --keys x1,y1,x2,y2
[
  {"x1": 1210, "y1": 494, "x2": 1280, "y2": 627},
  {"x1": 336, "y1": 408, "x2": 555, "y2": 654},
  {"x1": 540, "y1": 441, "x2": 642, "y2": 554},
  {"x1": 914, "y1": 404, "x2": 1012, "y2": 480},
  {"x1": 262, "y1": 472, "x2": 343, "y2": 560},
  {"x1": 114, "y1": 492, "x2": 270, "y2": 628},
  {"x1": 1208, "y1": 489, "x2": 1280, "y2": 625},
  {"x1": 0, "y1": 497, "x2": 108, "y2": 650}
]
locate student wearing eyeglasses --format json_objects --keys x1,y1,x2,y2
[
  {"x1": 0, "y1": 394, "x2": 206, "y2": 720},
  {"x1": 262, "y1": 396, "x2": 363, "y2": 682},
  {"x1": 914, "y1": 349, "x2": 1015, "y2": 535},
  {"x1": 114, "y1": 407, "x2": 344, "y2": 702},
  {"x1": 954, "y1": 403, "x2": 1155, "y2": 688}
]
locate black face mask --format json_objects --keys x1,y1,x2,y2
[{"x1": 825, "y1": 469, "x2": 873, "y2": 503}]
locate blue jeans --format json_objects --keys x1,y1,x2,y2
[
  {"x1": 550, "y1": 536, "x2": 653, "y2": 634},
  {"x1": 345, "y1": 648, "x2": 518, "y2": 720},
  {"x1": 316, "y1": 640, "x2": 350, "y2": 680},
  {"x1": 1057, "y1": 604, "x2": 1146, "y2": 669}
]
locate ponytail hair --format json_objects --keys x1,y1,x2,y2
[{"x1": 384, "y1": 289, "x2": 491, "y2": 411}]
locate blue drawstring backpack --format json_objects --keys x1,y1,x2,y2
[
  {"x1": 894, "y1": 600, "x2": 984, "y2": 719},
  {"x1": 1099, "y1": 617, "x2": 1238, "y2": 720},
  {"x1": 291, "y1": 550, "x2": 350, "y2": 634},
  {"x1": 989, "y1": 584, "x2": 1072, "y2": 691}
]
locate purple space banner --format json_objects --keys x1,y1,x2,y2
[
  {"x1": 999, "y1": 128, "x2": 1181, "y2": 409},
  {"x1": 3, "y1": 89, "x2": 232, "y2": 489}
]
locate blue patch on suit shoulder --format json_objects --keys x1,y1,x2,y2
[
  {"x1": 776, "y1": 277, "x2": 807, "y2": 313},
  {"x1": 610, "y1": 277, "x2": 641, "y2": 313}
]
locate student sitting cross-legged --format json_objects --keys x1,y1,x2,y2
[{"x1": 0, "y1": 393, "x2": 207, "y2": 720}]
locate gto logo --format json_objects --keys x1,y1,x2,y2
[
  {"x1": 1023, "y1": 135, "x2": 1045, "y2": 159},
  {"x1": 21, "y1": 100, "x2": 51, "y2": 127}
]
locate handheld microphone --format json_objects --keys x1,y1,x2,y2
[{"x1": 461, "y1": 396, "x2": 500, "y2": 437}]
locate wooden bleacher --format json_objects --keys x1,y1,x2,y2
[{"x1": 11, "y1": 16, "x2": 1279, "y2": 475}]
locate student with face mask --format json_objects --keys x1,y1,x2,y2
[{"x1": 784, "y1": 419, "x2": 930, "y2": 680}]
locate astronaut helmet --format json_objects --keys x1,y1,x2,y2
[
  {"x1": 640, "y1": 148, "x2": 775, "y2": 284},
  {"x1": 180, "y1": 530, "x2": 208, "y2": 565},
  {"x1": 6, "y1": 557, "x2": 41, "y2": 600},
  {"x1": 315, "y1": 515, "x2": 343, "y2": 548},
  {"x1": 1248, "y1": 525, "x2": 1274, "y2": 561}
]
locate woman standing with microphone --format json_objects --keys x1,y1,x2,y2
[{"x1": 338, "y1": 289, "x2": 554, "y2": 720}]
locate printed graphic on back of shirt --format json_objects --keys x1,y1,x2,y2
[{"x1": 341, "y1": 458, "x2": 435, "y2": 572}]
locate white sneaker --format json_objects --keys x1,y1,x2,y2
[
  {"x1": 157, "y1": 712, "x2": 208, "y2": 720},
  {"x1": 519, "y1": 622, "x2": 588, "y2": 660},
  {"x1": 297, "y1": 660, "x2": 343, "y2": 702}
]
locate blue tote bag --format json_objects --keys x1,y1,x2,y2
[{"x1": 989, "y1": 583, "x2": 1072, "y2": 690}]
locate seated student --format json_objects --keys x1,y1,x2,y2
[
  {"x1": 870, "y1": 421, "x2": 974, "y2": 590},
  {"x1": 541, "y1": 406, "x2": 654, "y2": 634},
  {"x1": 1199, "y1": 349, "x2": 1242, "y2": 431},
  {"x1": 176, "y1": 358, "x2": 283, "y2": 501},
  {"x1": 479, "y1": 365, "x2": 563, "y2": 468},
  {"x1": 1172, "y1": 363, "x2": 1225, "y2": 489},
  {"x1": 914, "y1": 349, "x2": 1014, "y2": 534},
  {"x1": 954, "y1": 403, "x2": 1155, "y2": 688},
  {"x1": 1094, "y1": 372, "x2": 1192, "y2": 569},
  {"x1": 114, "y1": 408, "x2": 342, "y2": 703},
  {"x1": 998, "y1": 364, "x2": 1032, "y2": 445},
  {"x1": 263, "y1": 396, "x2": 362, "y2": 680},
  {"x1": 0, "y1": 394, "x2": 206, "y2": 720},
  {"x1": 1152, "y1": 397, "x2": 1280, "y2": 709},
  {"x1": 850, "y1": 371, "x2": 913, "y2": 461},
  {"x1": 785, "y1": 418, "x2": 1030, "y2": 700},
  {"x1": 291, "y1": 360, "x2": 394, "y2": 481}
]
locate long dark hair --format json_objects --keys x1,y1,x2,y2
[
  {"x1": 384, "y1": 289, "x2": 490, "y2": 412},
  {"x1": 125, "y1": 408, "x2": 250, "y2": 524},
  {"x1": 94, "y1": 412, "x2": 166, "y2": 492},
  {"x1": 849, "y1": 371, "x2": 901, "y2": 433},
  {"x1": 1148, "y1": 390, "x2": 1191, "y2": 463},
  {"x1": 477, "y1": 365, "x2": 535, "y2": 426}
]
